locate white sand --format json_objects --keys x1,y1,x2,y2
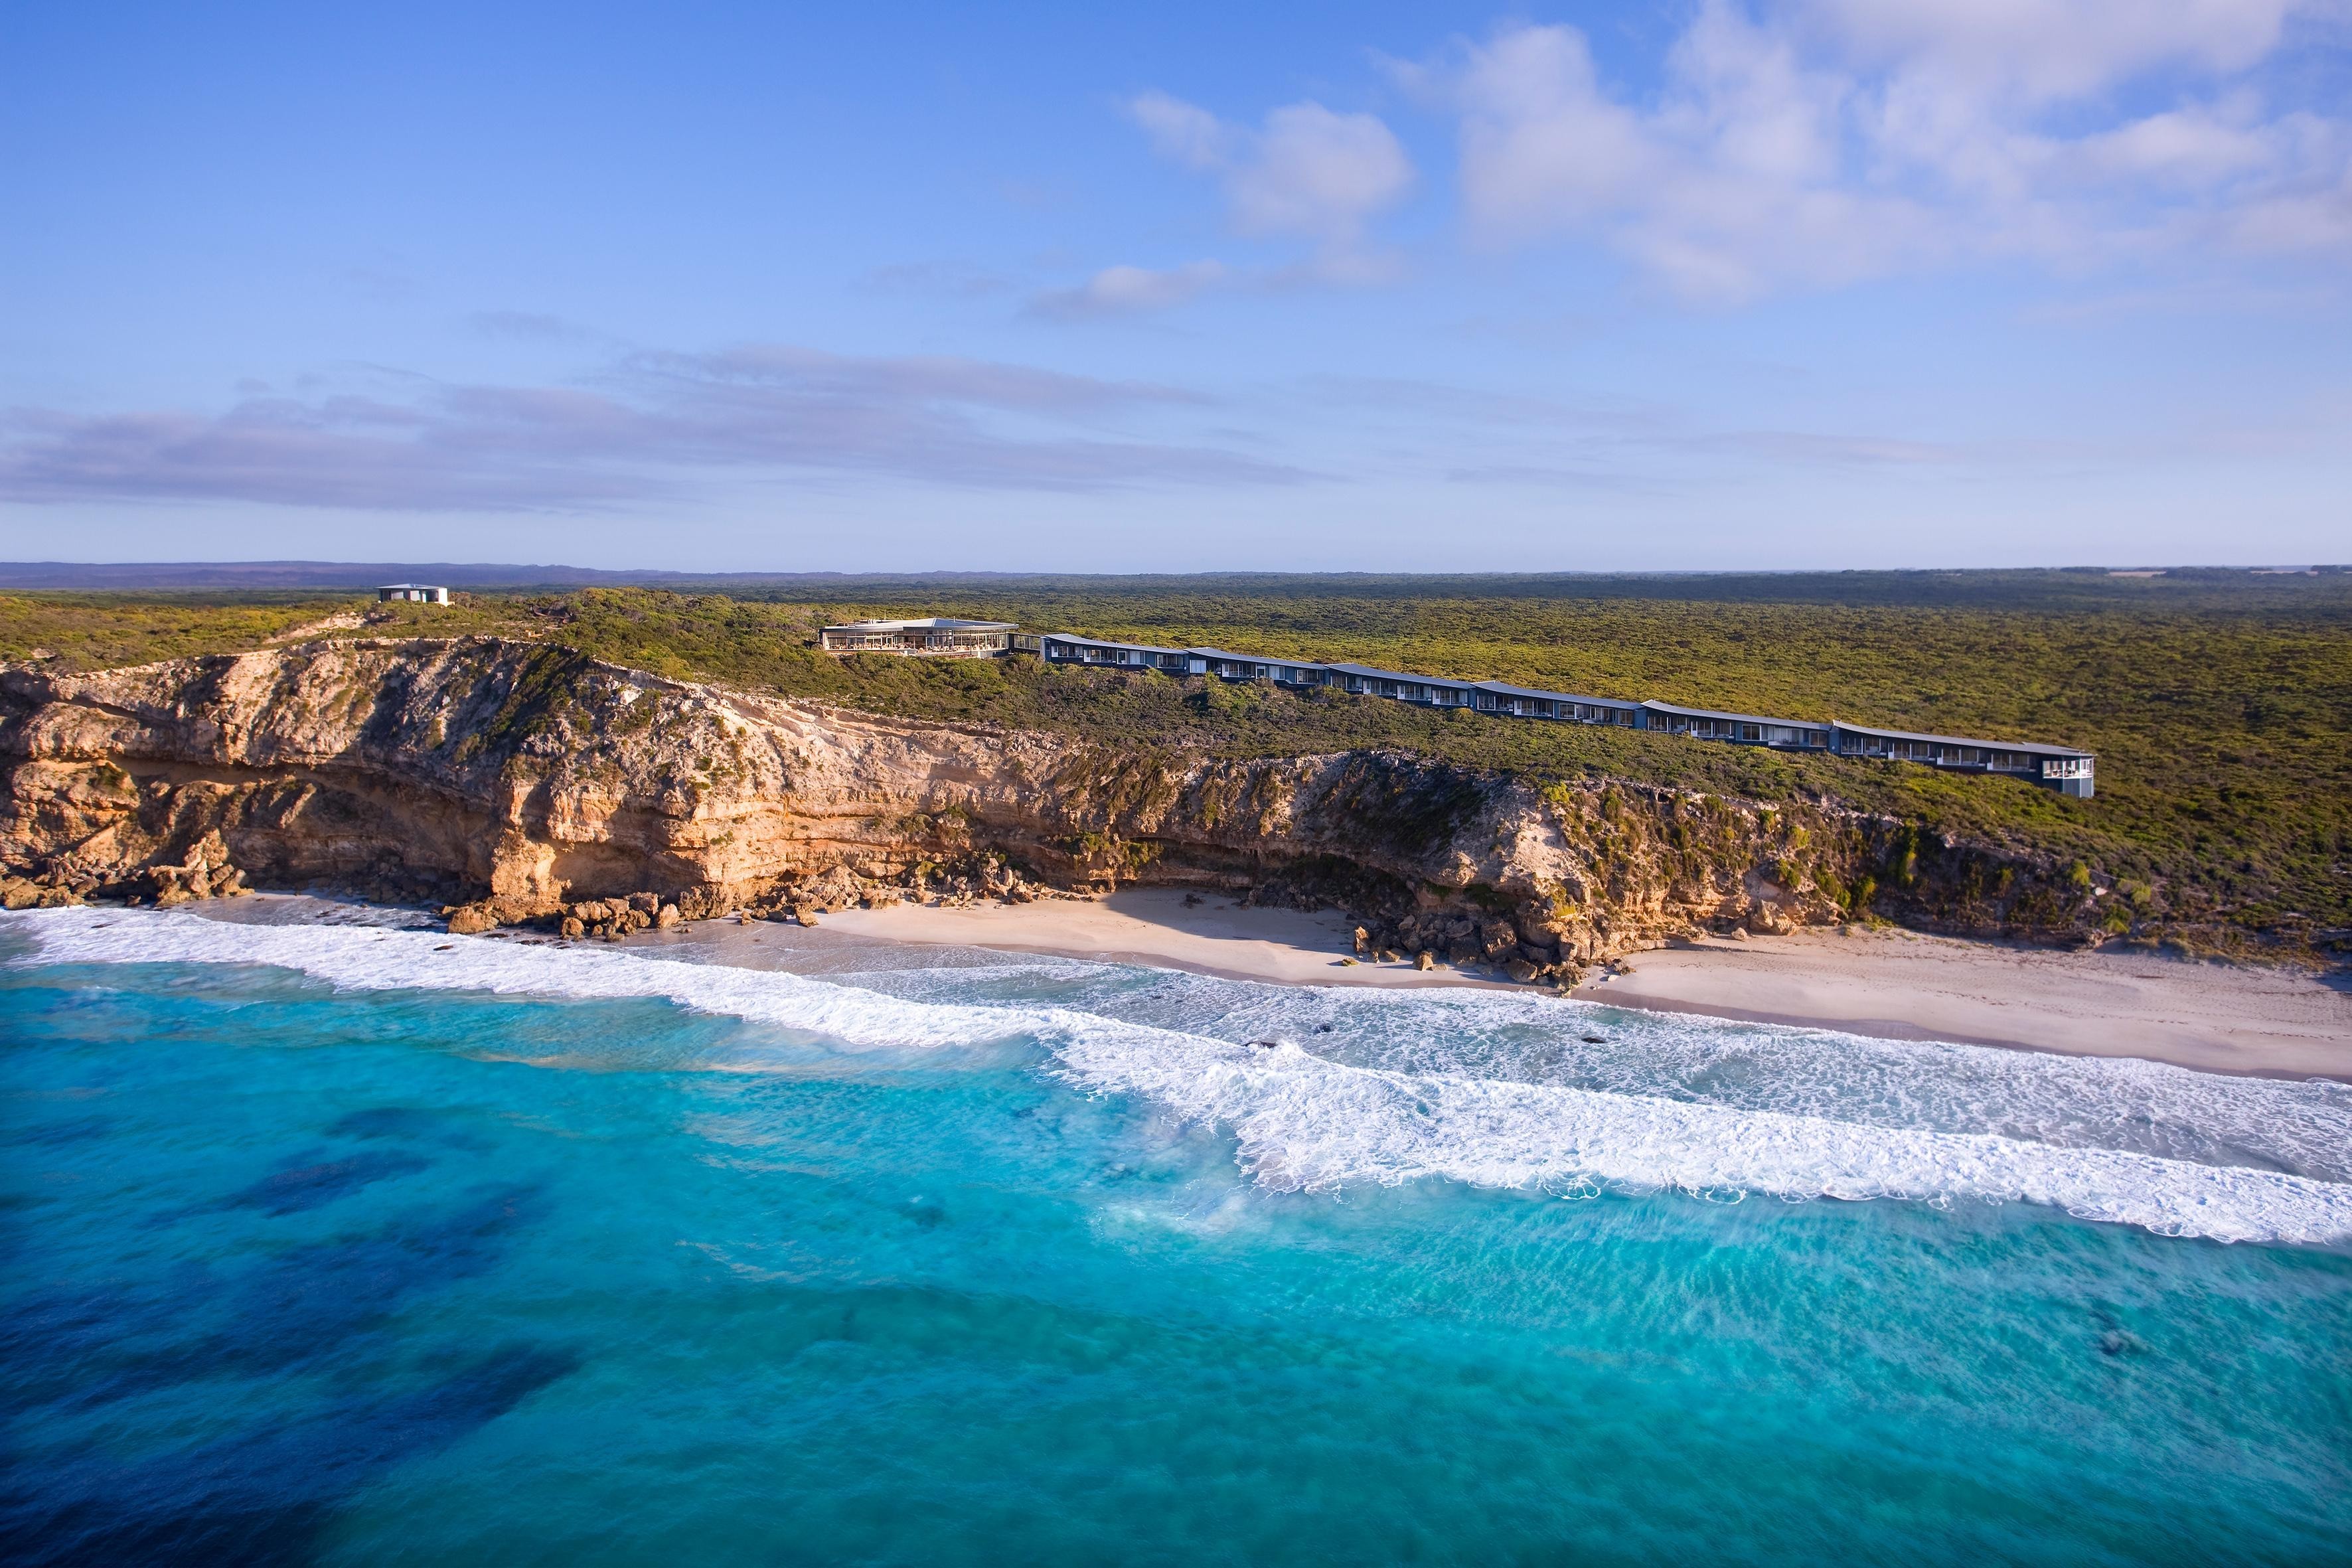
[
  {"x1": 817, "y1": 892, "x2": 2351, "y2": 1079},
  {"x1": 1575, "y1": 926, "x2": 2351, "y2": 1079},
  {"x1": 820, "y1": 888, "x2": 1493, "y2": 990}
]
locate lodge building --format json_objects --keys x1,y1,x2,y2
[
  {"x1": 1473, "y1": 684, "x2": 1641, "y2": 726},
  {"x1": 1640, "y1": 702, "x2": 1829, "y2": 751},
  {"x1": 1826, "y1": 722, "x2": 2096, "y2": 798},
  {"x1": 840, "y1": 620, "x2": 2096, "y2": 796},
  {"x1": 817, "y1": 617, "x2": 1017, "y2": 656}
]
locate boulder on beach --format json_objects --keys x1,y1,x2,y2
[{"x1": 445, "y1": 903, "x2": 497, "y2": 935}]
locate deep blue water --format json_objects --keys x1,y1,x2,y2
[{"x1": 4, "y1": 905, "x2": 2349, "y2": 1566}]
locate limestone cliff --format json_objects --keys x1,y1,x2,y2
[{"x1": 0, "y1": 638, "x2": 2112, "y2": 973}]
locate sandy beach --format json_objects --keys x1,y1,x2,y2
[
  {"x1": 1575, "y1": 926, "x2": 2351, "y2": 1079},
  {"x1": 821, "y1": 888, "x2": 1499, "y2": 990},
  {"x1": 818, "y1": 890, "x2": 2351, "y2": 1079}
]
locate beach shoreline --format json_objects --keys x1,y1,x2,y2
[
  {"x1": 127, "y1": 887, "x2": 2351, "y2": 1081},
  {"x1": 817, "y1": 890, "x2": 1510, "y2": 992},
  {"x1": 814, "y1": 890, "x2": 2351, "y2": 1080}
]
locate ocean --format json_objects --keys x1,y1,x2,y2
[{"x1": 4, "y1": 901, "x2": 2347, "y2": 1566}]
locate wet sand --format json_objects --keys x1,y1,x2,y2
[
  {"x1": 819, "y1": 891, "x2": 2352, "y2": 1078},
  {"x1": 1574, "y1": 927, "x2": 2350, "y2": 1079}
]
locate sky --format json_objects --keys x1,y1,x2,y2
[{"x1": 1, "y1": 0, "x2": 2347, "y2": 572}]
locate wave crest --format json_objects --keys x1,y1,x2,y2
[{"x1": 11, "y1": 906, "x2": 2349, "y2": 1247}]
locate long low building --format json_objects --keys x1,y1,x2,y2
[
  {"x1": 1640, "y1": 701, "x2": 1828, "y2": 751},
  {"x1": 1474, "y1": 683, "x2": 1641, "y2": 726},
  {"x1": 1320, "y1": 662, "x2": 1479, "y2": 708},
  {"x1": 909, "y1": 619, "x2": 2096, "y2": 795},
  {"x1": 1035, "y1": 633, "x2": 1193, "y2": 672},
  {"x1": 819, "y1": 617, "x2": 1017, "y2": 656},
  {"x1": 1828, "y1": 722, "x2": 2096, "y2": 797},
  {"x1": 1193, "y1": 647, "x2": 1330, "y2": 687}
]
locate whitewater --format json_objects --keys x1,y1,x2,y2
[{"x1": 13, "y1": 904, "x2": 2349, "y2": 1249}]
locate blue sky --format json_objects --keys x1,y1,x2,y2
[{"x1": 2, "y1": 0, "x2": 2347, "y2": 570}]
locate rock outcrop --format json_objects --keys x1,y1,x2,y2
[{"x1": 0, "y1": 638, "x2": 2115, "y2": 971}]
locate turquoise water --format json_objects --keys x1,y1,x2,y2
[{"x1": 5, "y1": 906, "x2": 2349, "y2": 1565}]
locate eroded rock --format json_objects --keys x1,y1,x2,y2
[{"x1": 0, "y1": 637, "x2": 2105, "y2": 963}]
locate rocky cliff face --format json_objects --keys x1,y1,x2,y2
[{"x1": 0, "y1": 638, "x2": 2114, "y2": 972}]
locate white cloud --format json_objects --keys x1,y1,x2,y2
[
  {"x1": 1795, "y1": 0, "x2": 2302, "y2": 100},
  {"x1": 1413, "y1": 1, "x2": 2352, "y2": 301},
  {"x1": 1435, "y1": 12, "x2": 1938, "y2": 297},
  {"x1": 1044, "y1": 94, "x2": 1417, "y2": 317},
  {"x1": 1126, "y1": 92, "x2": 1414, "y2": 241},
  {"x1": 1130, "y1": 90, "x2": 1231, "y2": 171},
  {"x1": 1227, "y1": 102, "x2": 1417, "y2": 239},
  {"x1": 1028, "y1": 260, "x2": 1231, "y2": 319}
]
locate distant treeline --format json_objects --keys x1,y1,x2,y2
[{"x1": 3, "y1": 562, "x2": 2348, "y2": 615}]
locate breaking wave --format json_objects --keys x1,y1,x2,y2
[{"x1": 10, "y1": 906, "x2": 2351, "y2": 1247}]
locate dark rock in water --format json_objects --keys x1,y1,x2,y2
[{"x1": 1582, "y1": 1036, "x2": 1607, "y2": 1044}]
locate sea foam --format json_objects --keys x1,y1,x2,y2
[
  {"x1": 834, "y1": 953, "x2": 2352, "y2": 1184},
  {"x1": 10, "y1": 906, "x2": 2350, "y2": 1247}
]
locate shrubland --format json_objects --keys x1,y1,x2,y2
[{"x1": 4, "y1": 569, "x2": 2345, "y2": 953}]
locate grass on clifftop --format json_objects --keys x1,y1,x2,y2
[{"x1": 5, "y1": 572, "x2": 2348, "y2": 949}]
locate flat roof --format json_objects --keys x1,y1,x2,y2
[
  {"x1": 1188, "y1": 647, "x2": 1324, "y2": 668},
  {"x1": 377, "y1": 583, "x2": 445, "y2": 589},
  {"x1": 1041, "y1": 633, "x2": 1187, "y2": 656},
  {"x1": 1642, "y1": 700, "x2": 1821, "y2": 728},
  {"x1": 823, "y1": 617, "x2": 1016, "y2": 632},
  {"x1": 1833, "y1": 720, "x2": 2092, "y2": 759},
  {"x1": 1323, "y1": 662, "x2": 1477, "y2": 690},
  {"x1": 1475, "y1": 681, "x2": 1637, "y2": 707}
]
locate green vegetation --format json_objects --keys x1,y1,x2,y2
[
  {"x1": 5, "y1": 570, "x2": 2347, "y2": 949},
  {"x1": 0, "y1": 593, "x2": 347, "y2": 668}
]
